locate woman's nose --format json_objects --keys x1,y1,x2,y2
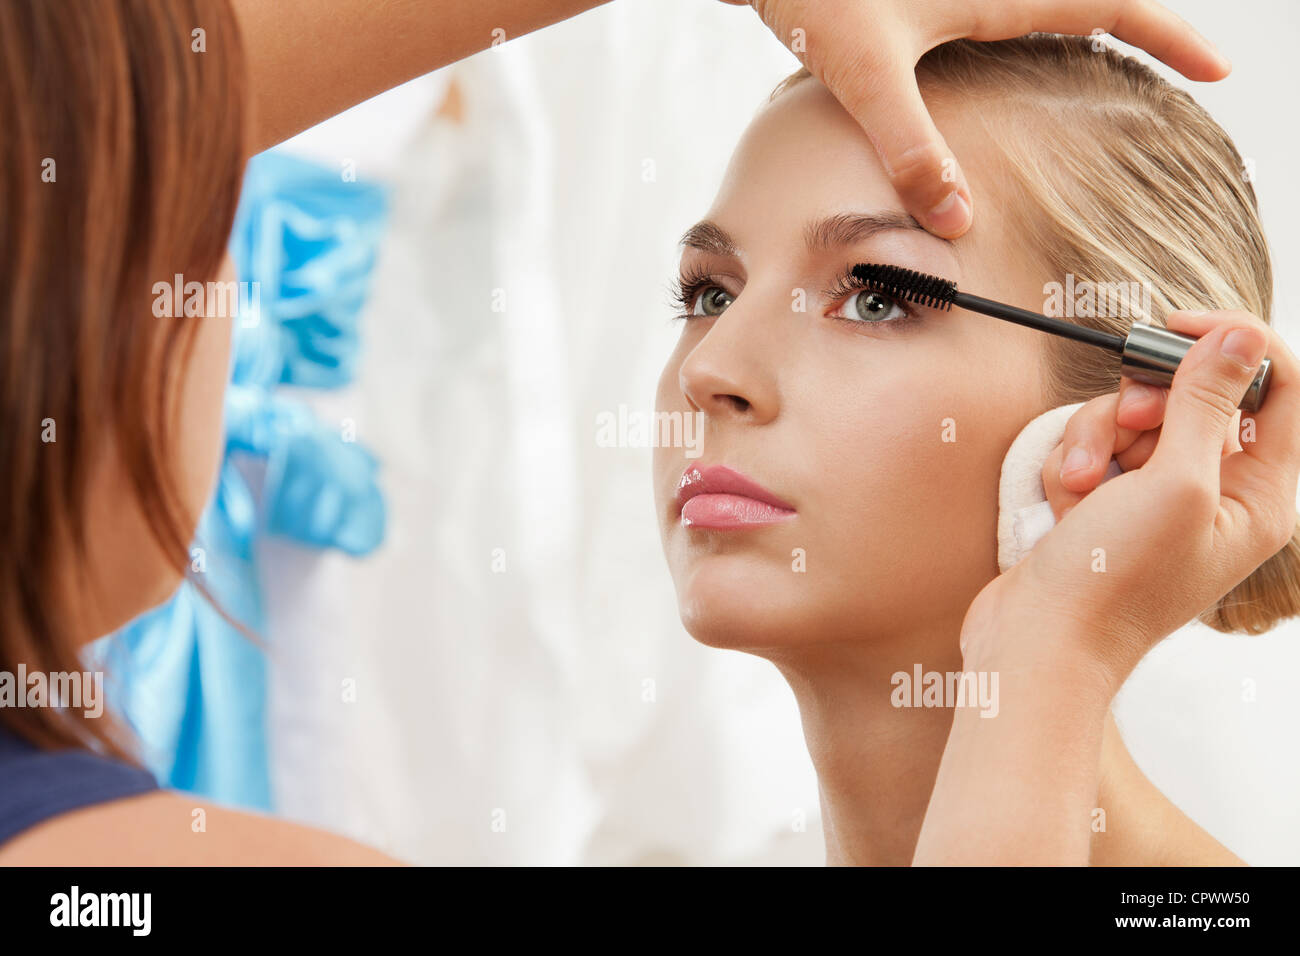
[{"x1": 677, "y1": 306, "x2": 781, "y2": 425}]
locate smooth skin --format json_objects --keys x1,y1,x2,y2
[{"x1": 1, "y1": 0, "x2": 1237, "y2": 865}]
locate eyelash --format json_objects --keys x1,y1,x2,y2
[
  {"x1": 670, "y1": 267, "x2": 917, "y2": 329},
  {"x1": 668, "y1": 265, "x2": 720, "y2": 320}
]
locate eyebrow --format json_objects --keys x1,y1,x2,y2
[{"x1": 678, "y1": 211, "x2": 936, "y2": 257}]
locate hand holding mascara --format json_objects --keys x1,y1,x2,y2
[{"x1": 852, "y1": 264, "x2": 1273, "y2": 412}]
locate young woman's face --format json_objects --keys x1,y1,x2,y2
[{"x1": 654, "y1": 79, "x2": 1053, "y2": 652}]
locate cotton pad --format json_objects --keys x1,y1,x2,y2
[{"x1": 997, "y1": 402, "x2": 1124, "y2": 573}]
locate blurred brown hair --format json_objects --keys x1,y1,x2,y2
[
  {"x1": 0, "y1": 0, "x2": 247, "y2": 755},
  {"x1": 772, "y1": 35, "x2": 1300, "y2": 635}
]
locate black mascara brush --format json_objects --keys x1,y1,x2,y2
[{"x1": 852, "y1": 263, "x2": 1272, "y2": 412}]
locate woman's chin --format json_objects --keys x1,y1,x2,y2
[{"x1": 672, "y1": 554, "x2": 812, "y2": 650}]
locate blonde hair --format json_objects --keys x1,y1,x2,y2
[{"x1": 774, "y1": 35, "x2": 1300, "y2": 635}]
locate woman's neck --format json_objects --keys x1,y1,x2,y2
[
  {"x1": 766, "y1": 626, "x2": 1228, "y2": 865},
  {"x1": 770, "y1": 624, "x2": 965, "y2": 865}
]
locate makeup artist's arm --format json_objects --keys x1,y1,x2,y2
[
  {"x1": 234, "y1": 0, "x2": 1229, "y2": 234},
  {"x1": 913, "y1": 311, "x2": 1300, "y2": 865},
  {"x1": 232, "y1": 0, "x2": 613, "y2": 154}
]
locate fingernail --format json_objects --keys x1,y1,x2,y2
[
  {"x1": 1061, "y1": 445, "x2": 1092, "y2": 478},
  {"x1": 1119, "y1": 383, "x2": 1158, "y2": 412},
  {"x1": 925, "y1": 190, "x2": 971, "y2": 237},
  {"x1": 1178, "y1": 15, "x2": 1232, "y2": 73},
  {"x1": 1221, "y1": 327, "x2": 1267, "y2": 367}
]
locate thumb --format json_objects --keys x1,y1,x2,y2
[
  {"x1": 1152, "y1": 316, "x2": 1269, "y2": 472},
  {"x1": 822, "y1": 56, "x2": 972, "y2": 238}
]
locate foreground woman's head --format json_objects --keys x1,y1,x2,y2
[
  {"x1": 0, "y1": 0, "x2": 246, "y2": 754},
  {"x1": 654, "y1": 35, "x2": 1300, "y2": 657}
]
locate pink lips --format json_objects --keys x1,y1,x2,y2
[{"x1": 676, "y1": 464, "x2": 796, "y2": 530}]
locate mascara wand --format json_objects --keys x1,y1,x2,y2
[{"x1": 852, "y1": 263, "x2": 1272, "y2": 412}]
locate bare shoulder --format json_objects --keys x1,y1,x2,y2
[
  {"x1": 0, "y1": 790, "x2": 403, "y2": 866},
  {"x1": 1093, "y1": 711, "x2": 1246, "y2": 866}
]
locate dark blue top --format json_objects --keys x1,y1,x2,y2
[{"x1": 0, "y1": 724, "x2": 159, "y2": 849}]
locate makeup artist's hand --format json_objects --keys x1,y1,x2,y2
[
  {"x1": 1042, "y1": 315, "x2": 1244, "y2": 522},
  {"x1": 962, "y1": 310, "x2": 1300, "y2": 694},
  {"x1": 718, "y1": 0, "x2": 1230, "y2": 238},
  {"x1": 922, "y1": 311, "x2": 1295, "y2": 865}
]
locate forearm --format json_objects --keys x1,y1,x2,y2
[
  {"x1": 912, "y1": 621, "x2": 1116, "y2": 866},
  {"x1": 232, "y1": 0, "x2": 613, "y2": 153}
]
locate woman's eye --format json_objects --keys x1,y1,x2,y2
[
  {"x1": 693, "y1": 286, "x2": 733, "y2": 317},
  {"x1": 833, "y1": 289, "x2": 907, "y2": 323}
]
